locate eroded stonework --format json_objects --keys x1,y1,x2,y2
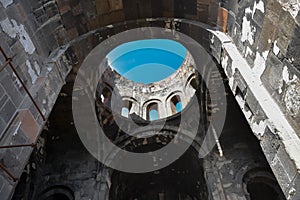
[
  {"x1": 284, "y1": 80, "x2": 300, "y2": 118},
  {"x1": 0, "y1": 0, "x2": 299, "y2": 199}
]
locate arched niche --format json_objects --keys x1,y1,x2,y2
[{"x1": 243, "y1": 168, "x2": 285, "y2": 200}]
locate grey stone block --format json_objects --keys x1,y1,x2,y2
[
  {"x1": 226, "y1": 10, "x2": 236, "y2": 37},
  {"x1": 287, "y1": 24, "x2": 300, "y2": 71},
  {"x1": 244, "y1": 42, "x2": 256, "y2": 67},
  {"x1": 232, "y1": 22, "x2": 244, "y2": 53},
  {"x1": 225, "y1": 54, "x2": 233, "y2": 78},
  {"x1": 0, "y1": 85, "x2": 5, "y2": 98},
  {"x1": 1, "y1": 148, "x2": 22, "y2": 177},
  {"x1": 0, "y1": 93, "x2": 8, "y2": 108},
  {"x1": 174, "y1": 0, "x2": 197, "y2": 16},
  {"x1": 245, "y1": 88, "x2": 267, "y2": 121},
  {"x1": 234, "y1": 70, "x2": 248, "y2": 97},
  {"x1": 210, "y1": 33, "x2": 222, "y2": 63},
  {"x1": 5, "y1": 4, "x2": 22, "y2": 23},
  {"x1": 0, "y1": 99, "x2": 16, "y2": 123},
  {"x1": 1, "y1": 73, "x2": 23, "y2": 107},
  {"x1": 0, "y1": 117, "x2": 5, "y2": 136},
  {"x1": 236, "y1": 0, "x2": 253, "y2": 24},
  {"x1": 261, "y1": 52, "x2": 284, "y2": 94},
  {"x1": 288, "y1": 173, "x2": 300, "y2": 200},
  {"x1": 0, "y1": 176, "x2": 13, "y2": 200},
  {"x1": 253, "y1": 9, "x2": 264, "y2": 28}
]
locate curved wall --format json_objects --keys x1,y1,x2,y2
[
  {"x1": 0, "y1": 0, "x2": 299, "y2": 199},
  {"x1": 97, "y1": 50, "x2": 196, "y2": 120}
]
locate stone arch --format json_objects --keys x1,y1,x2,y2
[
  {"x1": 142, "y1": 99, "x2": 163, "y2": 120},
  {"x1": 121, "y1": 96, "x2": 139, "y2": 117},
  {"x1": 242, "y1": 168, "x2": 285, "y2": 200},
  {"x1": 96, "y1": 82, "x2": 114, "y2": 105},
  {"x1": 99, "y1": 125, "x2": 207, "y2": 200},
  {"x1": 185, "y1": 73, "x2": 197, "y2": 92},
  {"x1": 165, "y1": 91, "x2": 184, "y2": 115},
  {"x1": 146, "y1": 102, "x2": 159, "y2": 121},
  {"x1": 37, "y1": 185, "x2": 74, "y2": 200}
]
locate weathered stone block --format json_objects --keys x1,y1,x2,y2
[
  {"x1": 108, "y1": 0, "x2": 123, "y2": 11},
  {"x1": 174, "y1": 0, "x2": 197, "y2": 16},
  {"x1": 257, "y1": 16, "x2": 277, "y2": 53},
  {"x1": 0, "y1": 94, "x2": 8, "y2": 108},
  {"x1": 57, "y1": 3, "x2": 71, "y2": 15},
  {"x1": 287, "y1": 24, "x2": 300, "y2": 71},
  {"x1": 0, "y1": 99, "x2": 16, "y2": 123},
  {"x1": 162, "y1": 0, "x2": 174, "y2": 13},
  {"x1": 1, "y1": 148, "x2": 22, "y2": 176},
  {"x1": 236, "y1": 0, "x2": 253, "y2": 25},
  {"x1": 253, "y1": 9, "x2": 264, "y2": 28},
  {"x1": 232, "y1": 22, "x2": 244, "y2": 53},
  {"x1": 277, "y1": 144, "x2": 298, "y2": 181},
  {"x1": 81, "y1": 1, "x2": 97, "y2": 20},
  {"x1": 225, "y1": 52, "x2": 233, "y2": 78},
  {"x1": 288, "y1": 173, "x2": 300, "y2": 200},
  {"x1": 261, "y1": 52, "x2": 284, "y2": 94},
  {"x1": 208, "y1": 1, "x2": 218, "y2": 25},
  {"x1": 210, "y1": 33, "x2": 222, "y2": 63},
  {"x1": 266, "y1": 0, "x2": 282, "y2": 20},
  {"x1": 271, "y1": 153, "x2": 292, "y2": 192},
  {"x1": 245, "y1": 88, "x2": 267, "y2": 121},
  {"x1": 5, "y1": 4, "x2": 22, "y2": 23},
  {"x1": 0, "y1": 77, "x2": 6, "y2": 94},
  {"x1": 95, "y1": 0, "x2": 110, "y2": 15},
  {"x1": 244, "y1": 42, "x2": 256, "y2": 67},
  {"x1": 233, "y1": 69, "x2": 248, "y2": 97},
  {"x1": 44, "y1": 1, "x2": 59, "y2": 18},
  {"x1": 15, "y1": 3, "x2": 27, "y2": 22},
  {"x1": 61, "y1": 11, "x2": 76, "y2": 30},
  {"x1": 0, "y1": 176, "x2": 13, "y2": 200},
  {"x1": 0, "y1": 117, "x2": 5, "y2": 136},
  {"x1": 100, "y1": 10, "x2": 125, "y2": 27},
  {"x1": 226, "y1": 10, "x2": 236, "y2": 37}
]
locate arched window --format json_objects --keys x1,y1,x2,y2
[
  {"x1": 147, "y1": 103, "x2": 159, "y2": 121},
  {"x1": 101, "y1": 87, "x2": 112, "y2": 105},
  {"x1": 121, "y1": 107, "x2": 129, "y2": 117},
  {"x1": 170, "y1": 95, "x2": 182, "y2": 114},
  {"x1": 121, "y1": 100, "x2": 132, "y2": 117},
  {"x1": 189, "y1": 77, "x2": 197, "y2": 90},
  {"x1": 38, "y1": 186, "x2": 74, "y2": 200}
]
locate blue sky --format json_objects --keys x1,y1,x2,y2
[{"x1": 107, "y1": 39, "x2": 187, "y2": 84}]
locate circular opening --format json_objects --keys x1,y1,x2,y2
[
  {"x1": 96, "y1": 39, "x2": 197, "y2": 122},
  {"x1": 107, "y1": 39, "x2": 187, "y2": 84}
]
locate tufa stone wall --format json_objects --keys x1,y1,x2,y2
[
  {"x1": 212, "y1": 0, "x2": 300, "y2": 199},
  {"x1": 0, "y1": 0, "x2": 76, "y2": 199}
]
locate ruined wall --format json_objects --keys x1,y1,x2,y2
[
  {"x1": 211, "y1": 0, "x2": 300, "y2": 199},
  {"x1": 112, "y1": 51, "x2": 196, "y2": 119},
  {"x1": 0, "y1": 0, "x2": 299, "y2": 199},
  {"x1": 0, "y1": 0, "x2": 75, "y2": 199},
  {"x1": 223, "y1": 0, "x2": 300, "y2": 131}
]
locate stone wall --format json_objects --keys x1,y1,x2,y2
[
  {"x1": 97, "y1": 51, "x2": 196, "y2": 119},
  {"x1": 0, "y1": 0, "x2": 299, "y2": 199},
  {"x1": 211, "y1": 0, "x2": 300, "y2": 199},
  {"x1": 0, "y1": 0, "x2": 75, "y2": 199}
]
